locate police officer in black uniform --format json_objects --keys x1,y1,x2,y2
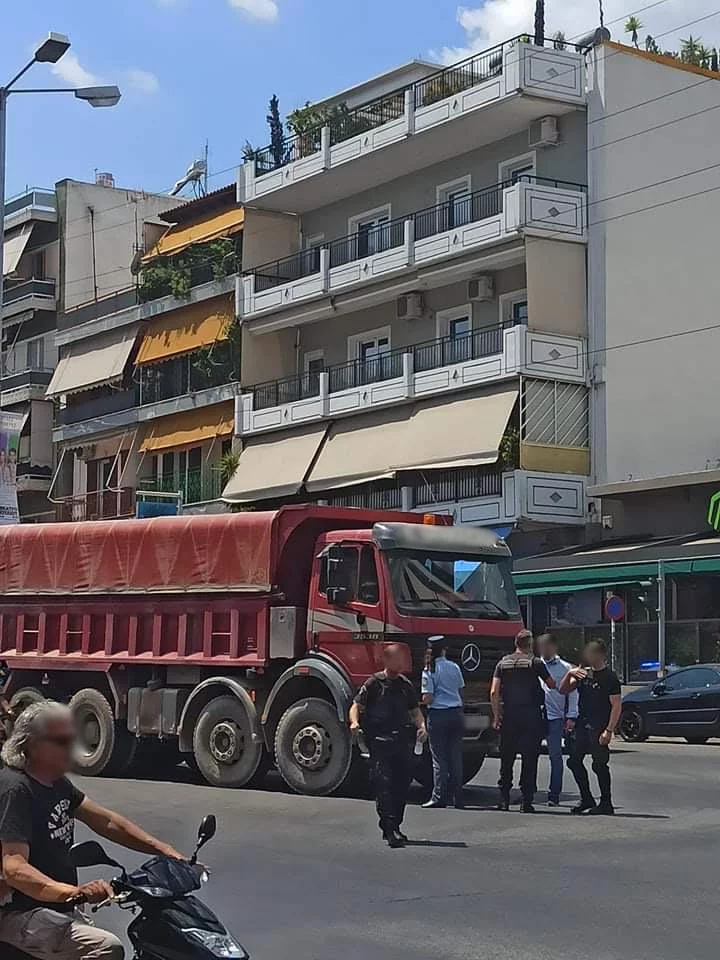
[
  {"x1": 350, "y1": 644, "x2": 427, "y2": 847},
  {"x1": 490, "y1": 629, "x2": 555, "y2": 812}
]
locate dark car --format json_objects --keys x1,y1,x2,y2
[{"x1": 619, "y1": 664, "x2": 720, "y2": 744}]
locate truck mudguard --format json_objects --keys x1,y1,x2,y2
[
  {"x1": 262, "y1": 655, "x2": 354, "y2": 727},
  {"x1": 178, "y1": 677, "x2": 260, "y2": 754}
]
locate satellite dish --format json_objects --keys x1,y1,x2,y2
[{"x1": 170, "y1": 159, "x2": 208, "y2": 197}]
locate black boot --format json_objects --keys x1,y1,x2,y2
[
  {"x1": 571, "y1": 798, "x2": 597, "y2": 815},
  {"x1": 521, "y1": 801, "x2": 536, "y2": 813},
  {"x1": 497, "y1": 790, "x2": 510, "y2": 812},
  {"x1": 383, "y1": 829, "x2": 405, "y2": 848},
  {"x1": 589, "y1": 802, "x2": 614, "y2": 816}
]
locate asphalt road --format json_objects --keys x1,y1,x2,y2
[{"x1": 74, "y1": 738, "x2": 720, "y2": 960}]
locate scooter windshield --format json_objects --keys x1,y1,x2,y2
[{"x1": 127, "y1": 857, "x2": 202, "y2": 898}]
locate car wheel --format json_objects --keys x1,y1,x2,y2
[
  {"x1": 618, "y1": 709, "x2": 648, "y2": 743},
  {"x1": 685, "y1": 736, "x2": 709, "y2": 744}
]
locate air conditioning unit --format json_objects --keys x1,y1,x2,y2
[
  {"x1": 396, "y1": 292, "x2": 424, "y2": 320},
  {"x1": 468, "y1": 276, "x2": 494, "y2": 302},
  {"x1": 528, "y1": 116, "x2": 559, "y2": 148}
]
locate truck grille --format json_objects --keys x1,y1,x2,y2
[{"x1": 406, "y1": 633, "x2": 512, "y2": 709}]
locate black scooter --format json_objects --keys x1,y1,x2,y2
[{"x1": 7, "y1": 814, "x2": 249, "y2": 960}]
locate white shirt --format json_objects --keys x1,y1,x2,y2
[{"x1": 541, "y1": 656, "x2": 579, "y2": 721}]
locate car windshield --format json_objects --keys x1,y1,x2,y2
[{"x1": 386, "y1": 549, "x2": 520, "y2": 619}]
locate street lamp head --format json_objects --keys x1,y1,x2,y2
[
  {"x1": 74, "y1": 85, "x2": 122, "y2": 108},
  {"x1": 34, "y1": 33, "x2": 71, "y2": 64}
]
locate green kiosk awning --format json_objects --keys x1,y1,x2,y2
[{"x1": 513, "y1": 558, "x2": 720, "y2": 597}]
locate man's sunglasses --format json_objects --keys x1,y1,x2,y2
[{"x1": 41, "y1": 734, "x2": 76, "y2": 747}]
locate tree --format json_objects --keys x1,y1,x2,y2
[
  {"x1": 267, "y1": 94, "x2": 285, "y2": 168},
  {"x1": 534, "y1": 0, "x2": 545, "y2": 47},
  {"x1": 712, "y1": 48, "x2": 719, "y2": 71},
  {"x1": 625, "y1": 16, "x2": 642, "y2": 48},
  {"x1": 552, "y1": 30, "x2": 566, "y2": 50},
  {"x1": 697, "y1": 43, "x2": 712, "y2": 68},
  {"x1": 680, "y1": 35, "x2": 703, "y2": 65}
]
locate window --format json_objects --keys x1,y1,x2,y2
[
  {"x1": 358, "y1": 546, "x2": 380, "y2": 605},
  {"x1": 31, "y1": 250, "x2": 46, "y2": 280},
  {"x1": 499, "y1": 153, "x2": 536, "y2": 186},
  {"x1": 304, "y1": 233, "x2": 324, "y2": 250},
  {"x1": 348, "y1": 206, "x2": 392, "y2": 258},
  {"x1": 668, "y1": 667, "x2": 720, "y2": 690},
  {"x1": 319, "y1": 544, "x2": 380, "y2": 607},
  {"x1": 499, "y1": 290, "x2": 529, "y2": 327},
  {"x1": 26, "y1": 337, "x2": 45, "y2": 370},
  {"x1": 449, "y1": 316, "x2": 472, "y2": 339},
  {"x1": 348, "y1": 327, "x2": 391, "y2": 362},
  {"x1": 437, "y1": 177, "x2": 472, "y2": 229}
]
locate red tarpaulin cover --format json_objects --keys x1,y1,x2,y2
[{"x1": 0, "y1": 512, "x2": 278, "y2": 595}]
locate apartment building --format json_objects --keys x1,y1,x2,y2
[
  {"x1": 2, "y1": 188, "x2": 59, "y2": 521},
  {"x1": 224, "y1": 37, "x2": 591, "y2": 552},
  {"x1": 49, "y1": 184, "x2": 243, "y2": 519}
]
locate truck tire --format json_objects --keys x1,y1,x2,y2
[
  {"x1": 69, "y1": 688, "x2": 136, "y2": 777},
  {"x1": 9, "y1": 686, "x2": 46, "y2": 717},
  {"x1": 274, "y1": 697, "x2": 352, "y2": 797},
  {"x1": 192, "y1": 695, "x2": 262, "y2": 788}
]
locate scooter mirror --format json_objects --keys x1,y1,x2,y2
[
  {"x1": 197, "y1": 814, "x2": 217, "y2": 847},
  {"x1": 69, "y1": 840, "x2": 122, "y2": 870}
]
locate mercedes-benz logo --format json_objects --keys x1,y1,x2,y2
[{"x1": 461, "y1": 642, "x2": 482, "y2": 674}]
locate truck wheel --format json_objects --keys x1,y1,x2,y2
[
  {"x1": 69, "y1": 688, "x2": 135, "y2": 777},
  {"x1": 274, "y1": 698, "x2": 352, "y2": 797},
  {"x1": 462, "y1": 754, "x2": 485, "y2": 785},
  {"x1": 9, "y1": 686, "x2": 46, "y2": 718},
  {"x1": 193, "y1": 695, "x2": 262, "y2": 788}
]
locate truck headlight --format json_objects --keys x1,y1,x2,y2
[{"x1": 184, "y1": 928, "x2": 247, "y2": 958}]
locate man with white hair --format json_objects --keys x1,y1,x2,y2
[{"x1": 0, "y1": 700, "x2": 183, "y2": 959}]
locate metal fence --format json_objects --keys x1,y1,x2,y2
[{"x1": 413, "y1": 466, "x2": 503, "y2": 507}]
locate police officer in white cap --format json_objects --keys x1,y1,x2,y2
[{"x1": 421, "y1": 636, "x2": 466, "y2": 809}]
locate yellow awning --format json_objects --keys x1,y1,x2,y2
[
  {"x1": 135, "y1": 295, "x2": 234, "y2": 366},
  {"x1": 140, "y1": 402, "x2": 235, "y2": 453},
  {"x1": 141, "y1": 207, "x2": 245, "y2": 263}
]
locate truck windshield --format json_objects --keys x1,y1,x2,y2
[{"x1": 386, "y1": 550, "x2": 520, "y2": 619}]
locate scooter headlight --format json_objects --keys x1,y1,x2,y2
[{"x1": 184, "y1": 928, "x2": 247, "y2": 958}]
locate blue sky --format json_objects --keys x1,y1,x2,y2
[{"x1": 2, "y1": 0, "x2": 706, "y2": 199}]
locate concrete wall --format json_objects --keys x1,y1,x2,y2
[
  {"x1": 57, "y1": 180, "x2": 178, "y2": 313},
  {"x1": 242, "y1": 263, "x2": 526, "y2": 385},
  {"x1": 588, "y1": 45, "x2": 720, "y2": 488},
  {"x1": 242, "y1": 209, "x2": 301, "y2": 271},
  {"x1": 29, "y1": 400, "x2": 54, "y2": 467},
  {"x1": 300, "y1": 114, "x2": 586, "y2": 244},
  {"x1": 526, "y1": 237, "x2": 586, "y2": 336}
]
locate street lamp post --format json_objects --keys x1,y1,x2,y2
[{"x1": 0, "y1": 33, "x2": 121, "y2": 370}]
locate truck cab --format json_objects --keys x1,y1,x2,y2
[{"x1": 307, "y1": 519, "x2": 521, "y2": 784}]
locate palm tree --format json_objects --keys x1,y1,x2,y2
[
  {"x1": 697, "y1": 43, "x2": 712, "y2": 68},
  {"x1": 625, "y1": 16, "x2": 642, "y2": 48},
  {"x1": 534, "y1": 0, "x2": 545, "y2": 47},
  {"x1": 552, "y1": 30, "x2": 566, "y2": 50},
  {"x1": 680, "y1": 35, "x2": 703, "y2": 65}
]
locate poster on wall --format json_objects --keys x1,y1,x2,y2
[{"x1": 0, "y1": 412, "x2": 26, "y2": 524}]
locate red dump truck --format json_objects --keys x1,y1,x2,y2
[{"x1": 0, "y1": 505, "x2": 522, "y2": 795}]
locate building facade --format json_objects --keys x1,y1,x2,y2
[{"x1": 224, "y1": 38, "x2": 592, "y2": 554}]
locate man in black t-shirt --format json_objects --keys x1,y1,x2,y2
[
  {"x1": 0, "y1": 700, "x2": 184, "y2": 960},
  {"x1": 560, "y1": 639, "x2": 622, "y2": 815},
  {"x1": 491, "y1": 629, "x2": 556, "y2": 813},
  {"x1": 350, "y1": 644, "x2": 427, "y2": 847}
]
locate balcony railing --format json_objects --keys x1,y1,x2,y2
[
  {"x1": 413, "y1": 465, "x2": 503, "y2": 507},
  {"x1": 245, "y1": 176, "x2": 583, "y2": 297},
  {"x1": 139, "y1": 468, "x2": 223, "y2": 505},
  {"x1": 4, "y1": 188, "x2": 55, "y2": 219},
  {"x1": 3, "y1": 278, "x2": 56, "y2": 306},
  {"x1": 251, "y1": 39, "x2": 527, "y2": 177},
  {"x1": 0, "y1": 368, "x2": 54, "y2": 392},
  {"x1": 56, "y1": 488, "x2": 135, "y2": 523},
  {"x1": 55, "y1": 387, "x2": 139, "y2": 427},
  {"x1": 139, "y1": 343, "x2": 238, "y2": 406},
  {"x1": 250, "y1": 325, "x2": 513, "y2": 412}
]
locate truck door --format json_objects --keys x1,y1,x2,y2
[{"x1": 310, "y1": 543, "x2": 387, "y2": 687}]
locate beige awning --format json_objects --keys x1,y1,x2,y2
[
  {"x1": 46, "y1": 325, "x2": 140, "y2": 398},
  {"x1": 222, "y1": 424, "x2": 329, "y2": 504},
  {"x1": 306, "y1": 387, "x2": 519, "y2": 492},
  {"x1": 3, "y1": 224, "x2": 33, "y2": 277}
]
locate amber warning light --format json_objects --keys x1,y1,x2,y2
[{"x1": 422, "y1": 513, "x2": 452, "y2": 526}]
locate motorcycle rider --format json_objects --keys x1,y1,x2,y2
[{"x1": 0, "y1": 700, "x2": 184, "y2": 960}]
